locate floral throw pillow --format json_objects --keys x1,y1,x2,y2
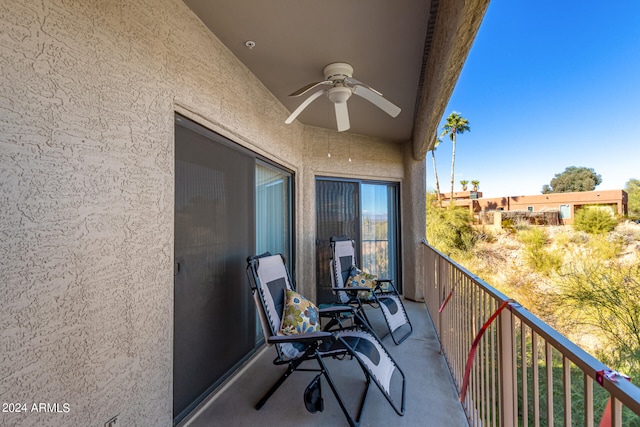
[
  {"x1": 346, "y1": 266, "x2": 378, "y2": 300},
  {"x1": 280, "y1": 289, "x2": 321, "y2": 335}
]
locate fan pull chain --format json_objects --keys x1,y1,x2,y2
[
  {"x1": 327, "y1": 106, "x2": 332, "y2": 158},
  {"x1": 348, "y1": 140, "x2": 352, "y2": 162}
]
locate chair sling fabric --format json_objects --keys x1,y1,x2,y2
[
  {"x1": 247, "y1": 253, "x2": 406, "y2": 427},
  {"x1": 330, "y1": 237, "x2": 413, "y2": 345}
]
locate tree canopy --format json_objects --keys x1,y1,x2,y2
[
  {"x1": 541, "y1": 166, "x2": 602, "y2": 194},
  {"x1": 625, "y1": 178, "x2": 640, "y2": 219}
]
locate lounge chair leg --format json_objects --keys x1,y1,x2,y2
[
  {"x1": 255, "y1": 362, "x2": 297, "y2": 410},
  {"x1": 256, "y1": 344, "x2": 319, "y2": 410},
  {"x1": 316, "y1": 352, "x2": 371, "y2": 427}
]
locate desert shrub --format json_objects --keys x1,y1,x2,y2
[
  {"x1": 557, "y1": 260, "x2": 640, "y2": 378},
  {"x1": 616, "y1": 221, "x2": 640, "y2": 243},
  {"x1": 586, "y1": 234, "x2": 625, "y2": 260},
  {"x1": 517, "y1": 227, "x2": 563, "y2": 275},
  {"x1": 514, "y1": 218, "x2": 531, "y2": 231},
  {"x1": 517, "y1": 227, "x2": 548, "y2": 247},
  {"x1": 501, "y1": 270, "x2": 557, "y2": 320},
  {"x1": 474, "y1": 227, "x2": 496, "y2": 244},
  {"x1": 552, "y1": 230, "x2": 572, "y2": 248},
  {"x1": 501, "y1": 218, "x2": 515, "y2": 233},
  {"x1": 427, "y1": 204, "x2": 475, "y2": 259},
  {"x1": 574, "y1": 206, "x2": 618, "y2": 234}
]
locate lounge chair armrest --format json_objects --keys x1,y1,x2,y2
[
  {"x1": 332, "y1": 286, "x2": 370, "y2": 292},
  {"x1": 374, "y1": 278, "x2": 398, "y2": 293},
  {"x1": 319, "y1": 305, "x2": 355, "y2": 315},
  {"x1": 268, "y1": 332, "x2": 333, "y2": 344}
]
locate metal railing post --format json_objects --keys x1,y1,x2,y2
[{"x1": 498, "y1": 308, "x2": 517, "y2": 427}]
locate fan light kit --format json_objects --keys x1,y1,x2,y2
[{"x1": 285, "y1": 62, "x2": 401, "y2": 132}]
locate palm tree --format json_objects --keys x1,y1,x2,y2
[
  {"x1": 460, "y1": 180, "x2": 469, "y2": 191},
  {"x1": 431, "y1": 137, "x2": 444, "y2": 206},
  {"x1": 441, "y1": 112, "x2": 470, "y2": 209},
  {"x1": 471, "y1": 180, "x2": 480, "y2": 191}
]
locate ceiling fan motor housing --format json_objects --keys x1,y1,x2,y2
[{"x1": 323, "y1": 62, "x2": 354, "y2": 81}]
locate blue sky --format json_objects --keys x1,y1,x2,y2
[{"x1": 428, "y1": 1, "x2": 640, "y2": 198}]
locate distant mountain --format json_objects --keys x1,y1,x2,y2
[{"x1": 362, "y1": 212, "x2": 388, "y2": 222}]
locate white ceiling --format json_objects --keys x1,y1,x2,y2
[{"x1": 182, "y1": 0, "x2": 434, "y2": 142}]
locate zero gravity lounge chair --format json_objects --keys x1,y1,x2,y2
[
  {"x1": 246, "y1": 252, "x2": 406, "y2": 427},
  {"x1": 329, "y1": 236, "x2": 413, "y2": 345}
]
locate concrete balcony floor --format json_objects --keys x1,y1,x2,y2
[{"x1": 182, "y1": 301, "x2": 468, "y2": 427}]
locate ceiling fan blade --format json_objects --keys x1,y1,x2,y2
[
  {"x1": 334, "y1": 102, "x2": 350, "y2": 132},
  {"x1": 289, "y1": 80, "x2": 332, "y2": 97},
  {"x1": 285, "y1": 89, "x2": 326, "y2": 124},
  {"x1": 346, "y1": 78, "x2": 383, "y2": 96},
  {"x1": 353, "y1": 86, "x2": 401, "y2": 117}
]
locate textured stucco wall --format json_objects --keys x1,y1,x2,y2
[
  {"x1": 401, "y1": 143, "x2": 427, "y2": 301},
  {"x1": 0, "y1": 1, "x2": 417, "y2": 426},
  {"x1": 299, "y1": 127, "x2": 405, "y2": 298},
  {"x1": 0, "y1": 1, "x2": 303, "y2": 426}
]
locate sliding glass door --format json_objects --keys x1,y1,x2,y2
[
  {"x1": 174, "y1": 115, "x2": 292, "y2": 424},
  {"x1": 360, "y1": 183, "x2": 398, "y2": 282},
  {"x1": 315, "y1": 178, "x2": 400, "y2": 304},
  {"x1": 315, "y1": 181, "x2": 361, "y2": 303},
  {"x1": 256, "y1": 162, "x2": 292, "y2": 261}
]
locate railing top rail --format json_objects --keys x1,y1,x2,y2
[
  {"x1": 422, "y1": 239, "x2": 511, "y2": 302},
  {"x1": 422, "y1": 239, "x2": 640, "y2": 414}
]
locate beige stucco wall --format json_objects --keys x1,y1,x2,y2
[
  {"x1": 0, "y1": 1, "x2": 302, "y2": 426},
  {"x1": 401, "y1": 143, "x2": 427, "y2": 301},
  {"x1": 299, "y1": 127, "x2": 407, "y2": 299},
  {"x1": 0, "y1": 1, "x2": 424, "y2": 426}
]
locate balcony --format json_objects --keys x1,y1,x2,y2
[
  {"x1": 181, "y1": 242, "x2": 640, "y2": 427},
  {"x1": 180, "y1": 299, "x2": 468, "y2": 426}
]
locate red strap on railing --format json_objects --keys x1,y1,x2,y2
[
  {"x1": 438, "y1": 277, "x2": 462, "y2": 313},
  {"x1": 459, "y1": 299, "x2": 514, "y2": 402},
  {"x1": 597, "y1": 370, "x2": 632, "y2": 427}
]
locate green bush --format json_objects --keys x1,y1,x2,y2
[
  {"x1": 517, "y1": 227, "x2": 548, "y2": 248},
  {"x1": 517, "y1": 227, "x2": 563, "y2": 275},
  {"x1": 574, "y1": 207, "x2": 618, "y2": 234},
  {"x1": 558, "y1": 260, "x2": 640, "y2": 379},
  {"x1": 501, "y1": 218, "x2": 515, "y2": 233},
  {"x1": 426, "y1": 202, "x2": 475, "y2": 258},
  {"x1": 586, "y1": 234, "x2": 624, "y2": 260}
]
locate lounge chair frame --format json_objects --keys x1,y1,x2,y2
[
  {"x1": 329, "y1": 236, "x2": 413, "y2": 345},
  {"x1": 246, "y1": 252, "x2": 406, "y2": 427}
]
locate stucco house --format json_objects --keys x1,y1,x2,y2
[
  {"x1": 476, "y1": 189, "x2": 628, "y2": 224},
  {"x1": 444, "y1": 189, "x2": 628, "y2": 225}
]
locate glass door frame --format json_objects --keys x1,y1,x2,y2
[
  {"x1": 315, "y1": 176, "x2": 402, "y2": 296},
  {"x1": 173, "y1": 114, "x2": 295, "y2": 423}
]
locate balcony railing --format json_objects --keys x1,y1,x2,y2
[
  {"x1": 361, "y1": 238, "x2": 390, "y2": 277},
  {"x1": 421, "y1": 240, "x2": 640, "y2": 426}
]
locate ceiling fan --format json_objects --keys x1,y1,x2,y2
[{"x1": 284, "y1": 62, "x2": 401, "y2": 132}]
